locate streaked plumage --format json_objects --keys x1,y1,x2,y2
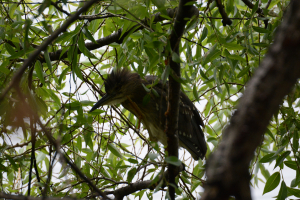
[{"x1": 90, "y1": 69, "x2": 207, "y2": 160}]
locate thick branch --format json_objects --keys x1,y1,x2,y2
[
  {"x1": 166, "y1": 1, "x2": 198, "y2": 199},
  {"x1": 215, "y1": 0, "x2": 232, "y2": 26},
  {"x1": 202, "y1": 0, "x2": 300, "y2": 199}
]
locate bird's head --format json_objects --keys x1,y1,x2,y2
[{"x1": 90, "y1": 68, "x2": 140, "y2": 112}]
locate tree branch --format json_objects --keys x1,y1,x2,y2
[
  {"x1": 215, "y1": 0, "x2": 232, "y2": 26},
  {"x1": 201, "y1": 0, "x2": 300, "y2": 199},
  {"x1": 166, "y1": 1, "x2": 198, "y2": 199}
]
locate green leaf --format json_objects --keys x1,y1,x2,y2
[
  {"x1": 165, "y1": 156, "x2": 181, "y2": 166},
  {"x1": 8, "y1": 49, "x2": 25, "y2": 59},
  {"x1": 36, "y1": 152, "x2": 46, "y2": 163},
  {"x1": 5, "y1": 155, "x2": 18, "y2": 170},
  {"x1": 151, "y1": 0, "x2": 165, "y2": 8},
  {"x1": 237, "y1": 65, "x2": 250, "y2": 78},
  {"x1": 260, "y1": 153, "x2": 277, "y2": 163},
  {"x1": 142, "y1": 83, "x2": 151, "y2": 93},
  {"x1": 223, "y1": 43, "x2": 244, "y2": 50},
  {"x1": 252, "y1": 43, "x2": 269, "y2": 47},
  {"x1": 78, "y1": 33, "x2": 97, "y2": 59},
  {"x1": 58, "y1": 66, "x2": 70, "y2": 85},
  {"x1": 35, "y1": 60, "x2": 45, "y2": 85},
  {"x1": 200, "y1": 27, "x2": 208, "y2": 42},
  {"x1": 193, "y1": 85, "x2": 199, "y2": 101},
  {"x1": 130, "y1": 32, "x2": 143, "y2": 39},
  {"x1": 263, "y1": 172, "x2": 280, "y2": 194},
  {"x1": 251, "y1": 0, "x2": 259, "y2": 16},
  {"x1": 284, "y1": 161, "x2": 298, "y2": 170},
  {"x1": 80, "y1": 100, "x2": 95, "y2": 106},
  {"x1": 277, "y1": 181, "x2": 287, "y2": 200},
  {"x1": 5, "y1": 43, "x2": 15, "y2": 55},
  {"x1": 287, "y1": 187, "x2": 300, "y2": 198},
  {"x1": 108, "y1": 143, "x2": 123, "y2": 159},
  {"x1": 274, "y1": 151, "x2": 290, "y2": 169},
  {"x1": 65, "y1": 101, "x2": 81, "y2": 110},
  {"x1": 266, "y1": 128, "x2": 276, "y2": 142},
  {"x1": 127, "y1": 158, "x2": 138, "y2": 164},
  {"x1": 82, "y1": 26, "x2": 97, "y2": 43},
  {"x1": 83, "y1": 131, "x2": 93, "y2": 150},
  {"x1": 109, "y1": 42, "x2": 120, "y2": 48},
  {"x1": 172, "y1": 52, "x2": 182, "y2": 63},
  {"x1": 44, "y1": 49, "x2": 52, "y2": 73},
  {"x1": 227, "y1": 54, "x2": 245, "y2": 62},
  {"x1": 202, "y1": 45, "x2": 221, "y2": 66},
  {"x1": 58, "y1": 166, "x2": 70, "y2": 179},
  {"x1": 293, "y1": 131, "x2": 299, "y2": 151},
  {"x1": 127, "y1": 167, "x2": 137, "y2": 183},
  {"x1": 72, "y1": 52, "x2": 83, "y2": 80},
  {"x1": 252, "y1": 26, "x2": 270, "y2": 33},
  {"x1": 226, "y1": 0, "x2": 234, "y2": 14},
  {"x1": 0, "y1": 61, "x2": 11, "y2": 74},
  {"x1": 9, "y1": 3, "x2": 18, "y2": 17}
]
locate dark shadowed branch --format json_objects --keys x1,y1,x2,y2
[
  {"x1": 215, "y1": 0, "x2": 232, "y2": 26},
  {"x1": 202, "y1": 0, "x2": 300, "y2": 199},
  {"x1": 166, "y1": 1, "x2": 199, "y2": 199}
]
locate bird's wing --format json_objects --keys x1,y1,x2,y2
[
  {"x1": 144, "y1": 75, "x2": 207, "y2": 160},
  {"x1": 178, "y1": 94, "x2": 207, "y2": 160}
]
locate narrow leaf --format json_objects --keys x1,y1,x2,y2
[
  {"x1": 44, "y1": 49, "x2": 52, "y2": 72},
  {"x1": 165, "y1": 156, "x2": 181, "y2": 166},
  {"x1": 35, "y1": 60, "x2": 45, "y2": 85},
  {"x1": 274, "y1": 151, "x2": 290, "y2": 169},
  {"x1": 277, "y1": 181, "x2": 287, "y2": 200},
  {"x1": 108, "y1": 143, "x2": 123, "y2": 159},
  {"x1": 127, "y1": 167, "x2": 137, "y2": 183},
  {"x1": 263, "y1": 172, "x2": 280, "y2": 194}
]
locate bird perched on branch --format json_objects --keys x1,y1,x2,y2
[{"x1": 90, "y1": 68, "x2": 207, "y2": 160}]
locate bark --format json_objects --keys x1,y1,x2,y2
[{"x1": 201, "y1": 0, "x2": 300, "y2": 199}]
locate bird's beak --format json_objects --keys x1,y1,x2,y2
[{"x1": 89, "y1": 94, "x2": 111, "y2": 112}]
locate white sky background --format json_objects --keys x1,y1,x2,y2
[{"x1": 1, "y1": 1, "x2": 296, "y2": 199}]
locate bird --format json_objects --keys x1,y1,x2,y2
[{"x1": 90, "y1": 68, "x2": 207, "y2": 160}]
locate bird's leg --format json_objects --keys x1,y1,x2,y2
[{"x1": 126, "y1": 96, "x2": 143, "y2": 130}]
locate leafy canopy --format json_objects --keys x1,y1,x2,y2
[{"x1": 0, "y1": 0, "x2": 297, "y2": 199}]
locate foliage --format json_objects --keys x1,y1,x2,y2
[{"x1": 0, "y1": 0, "x2": 297, "y2": 199}]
